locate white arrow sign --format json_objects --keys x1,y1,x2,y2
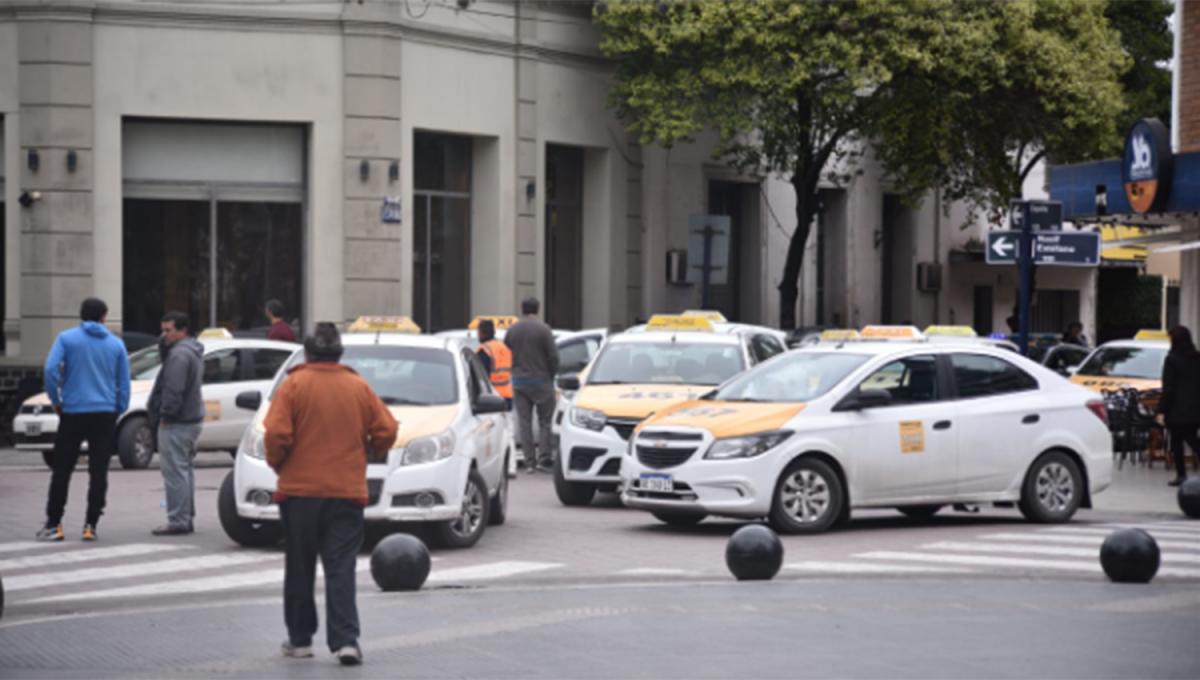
[{"x1": 991, "y1": 236, "x2": 1014, "y2": 258}]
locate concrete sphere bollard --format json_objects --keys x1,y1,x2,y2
[
  {"x1": 370, "y1": 533, "x2": 431, "y2": 592},
  {"x1": 1099, "y1": 528, "x2": 1160, "y2": 584},
  {"x1": 1178, "y1": 478, "x2": 1200, "y2": 519},
  {"x1": 725, "y1": 524, "x2": 784, "y2": 581}
]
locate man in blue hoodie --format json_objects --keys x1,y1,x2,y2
[{"x1": 37, "y1": 297, "x2": 131, "y2": 542}]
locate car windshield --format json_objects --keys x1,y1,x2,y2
[
  {"x1": 586, "y1": 341, "x2": 745, "y2": 386},
  {"x1": 272, "y1": 345, "x2": 458, "y2": 405},
  {"x1": 1077, "y1": 346, "x2": 1166, "y2": 380},
  {"x1": 713, "y1": 352, "x2": 870, "y2": 402},
  {"x1": 128, "y1": 345, "x2": 165, "y2": 380}
]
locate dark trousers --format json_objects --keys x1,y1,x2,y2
[
  {"x1": 280, "y1": 497, "x2": 364, "y2": 651},
  {"x1": 45, "y1": 412, "x2": 119, "y2": 526},
  {"x1": 1168, "y1": 424, "x2": 1200, "y2": 480}
]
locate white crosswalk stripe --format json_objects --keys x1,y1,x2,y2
[
  {"x1": 0, "y1": 541, "x2": 56, "y2": 554},
  {"x1": 5, "y1": 553, "x2": 280, "y2": 592},
  {"x1": 785, "y1": 561, "x2": 973, "y2": 575},
  {"x1": 427, "y1": 561, "x2": 563, "y2": 583},
  {"x1": 923, "y1": 541, "x2": 1200, "y2": 564},
  {"x1": 856, "y1": 550, "x2": 1200, "y2": 578},
  {"x1": 980, "y1": 532, "x2": 1200, "y2": 551},
  {"x1": 1038, "y1": 527, "x2": 1200, "y2": 541},
  {"x1": 0, "y1": 543, "x2": 189, "y2": 571}
]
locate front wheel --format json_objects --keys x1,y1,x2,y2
[
  {"x1": 117, "y1": 416, "x2": 155, "y2": 470},
  {"x1": 769, "y1": 457, "x2": 844, "y2": 535},
  {"x1": 217, "y1": 470, "x2": 282, "y2": 547},
  {"x1": 1019, "y1": 451, "x2": 1083, "y2": 523},
  {"x1": 553, "y1": 453, "x2": 597, "y2": 506},
  {"x1": 433, "y1": 468, "x2": 489, "y2": 548},
  {"x1": 488, "y1": 453, "x2": 509, "y2": 526}
]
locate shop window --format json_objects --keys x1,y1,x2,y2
[{"x1": 413, "y1": 132, "x2": 472, "y2": 332}]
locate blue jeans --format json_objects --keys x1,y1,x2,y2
[{"x1": 158, "y1": 421, "x2": 202, "y2": 529}]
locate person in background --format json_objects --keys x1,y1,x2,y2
[
  {"x1": 1062, "y1": 321, "x2": 1088, "y2": 347},
  {"x1": 505, "y1": 298, "x2": 559, "y2": 472},
  {"x1": 264, "y1": 322, "x2": 397, "y2": 666},
  {"x1": 266, "y1": 299, "x2": 297, "y2": 342},
  {"x1": 37, "y1": 297, "x2": 131, "y2": 542},
  {"x1": 147, "y1": 311, "x2": 205, "y2": 536},
  {"x1": 1157, "y1": 325, "x2": 1200, "y2": 487},
  {"x1": 476, "y1": 319, "x2": 513, "y2": 408}
]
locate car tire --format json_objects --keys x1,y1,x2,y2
[
  {"x1": 650, "y1": 511, "x2": 706, "y2": 527},
  {"x1": 116, "y1": 416, "x2": 155, "y2": 470},
  {"x1": 0, "y1": 572, "x2": 4, "y2": 621},
  {"x1": 433, "y1": 468, "x2": 489, "y2": 549},
  {"x1": 896, "y1": 505, "x2": 943, "y2": 519},
  {"x1": 769, "y1": 457, "x2": 844, "y2": 535},
  {"x1": 553, "y1": 453, "x2": 596, "y2": 507},
  {"x1": 488, "y1": 453, "x2": 509, "y2": 526},
  {"x1": 217, "y1": 470, "x2": 283, "y2": 547},
  {"x1": 1019, "y1": 451, "x2": 1083, "y2": 523},
  {"x1": 41, "y1": 451, "x2": 54, "y2": 469}
]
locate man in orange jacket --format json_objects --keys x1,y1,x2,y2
[
  {"x1": 476, "y1": 319, "x2": 513, "y2": 407},
  {"x1": 264, "y1": 322, "x2": 397, "y2": 666}
]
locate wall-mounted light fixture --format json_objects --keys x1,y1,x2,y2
[
  {"x1": 67, "y1": 149, "x2": 78, "y2": 173},
  {"x1": 18, "y1": 191, "x2": 42, "y2": 208},
  {"x1": 526, "y1": 180, "x2": 536, "y2": 201},
  {"x1": 389, "y1": 160, "x2": 399, "y2": 183},
  {"x1": 359, "y1": 159, "x2": 370, "y2": 183},
  {"x1": 27, "y1": 149, "x2": 39, "y2": 172}
]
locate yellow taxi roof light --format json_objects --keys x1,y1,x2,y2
[
  {"x1": 819, "y1": 329, "x2": 861, "y2": 342},
  {"x1": 347, "y1": 316, "x2": 422, "y2": 334},
  {"x1": 860, "y1": 325, "x2": 925, "y2": 341},
  {"x1": 468, "y1": 315, "x2": 519, "y2": 331},
  {"x1": 646, "y1": 314, "x2": 714, "y2": 332},
  {"x1": 199, "y1": 327, "x2": 234, "y2": 339},
  {"x1": 682, "y1": 309, "x2": 728, "y2": 323},
  {"x1": 1134, "y1": 329, "x2": 1169, "y2": 341},
  {"x1": 924, "y1": 325, "x2": 977, "y2": 337}
]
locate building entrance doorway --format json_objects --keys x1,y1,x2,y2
[
  {"x1": 413, "y1": 132, "x2": 472, "y2": 332},
  {"x1": 545, "y1": 145, "x2": 584, "y2": 330}
]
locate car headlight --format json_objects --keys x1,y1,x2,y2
[
  {"x1": 704, "y1": 431, "x2": 792, "y2": 460},
  {"x1": 239, "y1": 426, "x2": 266, "y2": 460},
  {"x1": 570, "y1": 406, "x2": 606, "y2": 432},
  {"x1": 401, "y1": 430, "x2": 456, "y2": 466}
]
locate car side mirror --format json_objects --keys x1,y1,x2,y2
[
  {"x1": 473, "y1": 393, "x2": 509, "y2": 415},
  {"x1": 835, "y1": 388, "x2": 891, "y2": 412},
  {"x1": 557, "y1": 374, "x2": 581, "y2": 391},
  {"x1": 235, "y1": 390, "x2": 262, "y2": 411},
  {"x1": 1066, "y1": 365, "x2": 1080, "y2": 376}
]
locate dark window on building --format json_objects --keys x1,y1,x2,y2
[
  {"x1": 414, "y1": 132, "x2": 472, "y2": 332},
  {"x1": 546, "y1": 145, "x2": 584, "y2": 330}
]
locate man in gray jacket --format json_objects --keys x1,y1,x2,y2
[
  {"x1": 504, "y1": 298, "x2": 559, "y2": 471},
  {"x1": 147, "y1": 311, "x2": 205, "y2": 535}
]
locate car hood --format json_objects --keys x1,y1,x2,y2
[
  {"x1": 254, "y1": 403, "x2": 459, "y2": 448},
  {"x1": 639, "y1": 400, "x2": 807, "y2": 439},
  {"x1": 573, "y1": 384, "x2": 712, "y2": 420}
]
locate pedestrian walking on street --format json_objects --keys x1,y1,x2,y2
[
  {"x1": 266, "y1": 299, "x2": 297, "y2": 342},
  {"x1": 147, "y1": 311, "x2": 205, "y2": 535},
  {"x1": 264, "y1": 322, "x2": 397, "y2": 666},
  {"x1": 1157, "y1": 325, "x2": 1200, "y2": 487},
  {"x1": 36, "y1": 297, "x2": 131, "y2": 542},
  {"x1": 505, "y1": 298, "x2": 559, "y2": 472},
  {"x1": 476, "y1": 319, "x2": 514, "y2": 409},
  {"x1": 1062, "y1": 321, "x2": 1088, "y2": 347}
]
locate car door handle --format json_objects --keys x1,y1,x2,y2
[
  {"x1": 933, "y1": 420, "x2": 952, "y2": 430},
  {"x1": 1022, "y1": 414, "x2": 1040, "y2": 425}
]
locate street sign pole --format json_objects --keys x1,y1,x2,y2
[{"x1": 1016, "y1": 201, "x2": 1033, "y2": 357}]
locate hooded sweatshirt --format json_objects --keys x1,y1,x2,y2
[
  {"x1": 147, "y1": 337, "x2": 206, "y2": 425},
  {"x1": 44, "y1": 321, "x2": 131, "y2": 415}
]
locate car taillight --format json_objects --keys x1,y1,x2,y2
[{"x1": 1086, "y1": 399, "x2": 1108, "y2": 426}]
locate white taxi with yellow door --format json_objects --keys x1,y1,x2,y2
[
  {"x1": 12, "y1": 329, "x2": 299, "y2": 469},
  {"x1": 220, "y1": 317, "x2": 512, "y2": 549},
  {"x1": 1069, "y1": 330, "x2": 1169, "y2": 394},
  {"x1": 621, "y1": 326, "x2": 1112, "y2": 532},
  {"x1": 553, "y1": 314, "x2": 785, "y2": 507}
]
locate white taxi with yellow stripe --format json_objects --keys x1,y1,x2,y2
[
  {"x1": 553, "y1": 314, "x2": 783, "y2": 506},
  {"x1": 221, "y1": 317, "x2": 512, "y2": 549},
  {"x1": 11, "y1": 329, "x2": 299, "y2": 470},
  {"x1": 1069, "y1": 329, "x2": 1168, "y2": 394},
  {"x1": 621, "y1": 329, "x2": 1112, "y2": 533}
]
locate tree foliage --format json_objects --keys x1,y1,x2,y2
[
  {"x1": 594, "y1": 0, "x2": 1129, "y2": 327},
  {"x1": 1105, "y1": 0, "x2": 1173, "y2": 133}
]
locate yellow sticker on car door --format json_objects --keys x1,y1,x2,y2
[
  {"x1": 204, "y1": 400, "x2": 221, "y2": 422},
  {"x1": 899, "y1": 420, "x2": 924, "y2": 454}
]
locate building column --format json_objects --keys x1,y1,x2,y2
[
  {"x1": 625, "y1": 142, "x2": 644, "y2": 326},
  {"x1": 514, "y1": 9, "x2": 538, "y2": 309}
]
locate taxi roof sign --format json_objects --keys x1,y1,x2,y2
[
  {"x1": 198, "y1": 327, "x2": 234, "y2": 339},
  {"x1": 924, "y1": 325, "x2": 977, "y2": 337},
  {"x1": 1134, "y1": 329, "x2": 1169, "y2": 341},
  {"x1": 682, "y1": 309, "x2": 728, "y2": 323},
  {"x1": 860, "y1": 325, "x2": 925, "y2": 341},
  {"x1": 468, "y1": 315, "x2": 519, "y2": 331},
  {"x1": 819, "y1": 329, "x2": 861, "y2": 342},
  {"x1": 646, "y1": 314, "x2": 713, "y2": 332},
  {"x1": 347, "y1": 316, "x2": 421, "y2": 334}
]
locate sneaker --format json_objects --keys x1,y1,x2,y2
[
  {"x1": 1169, "y1": 477, "x2": 1185, "y2": 487},
  {"x1": 82, "y1": 524, "x2": 97, "y2": 542},
  {"x1": 281, "y1": 641, "x2": 314, "y2": 659},
  {"x1": 334, "y1": 644, "x2": 363, "y2": 666},
  {"x1": 35, "y1": 524, "x2": 64, "y2": 542},
  {"x1": 151, "y1": 525, "x2": 193, "y2": 536}
]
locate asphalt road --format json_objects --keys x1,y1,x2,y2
[{"x1": 1, "y1": 449, "x2": 1198, "y2": 677}]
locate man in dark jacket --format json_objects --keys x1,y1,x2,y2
[
  {"x1": 147, "y1": 311, "x2": 205, "y2": 535},
  {"x1": 37, "y1": 297, "x2": 131, "y2": 542},
  {"x1": 504, "y1": 298, "x2": 559, "y2": 471},
  {"x1": 1157, "y1": 325, "x2": 1200, "y2": 486}
]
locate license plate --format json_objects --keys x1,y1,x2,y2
[
  {"x1": 25, "y1": 422, "x2": 42, "y2": 437},
  {"x1": 640, "y1": 473, "x2": 673, "y2": 493}
]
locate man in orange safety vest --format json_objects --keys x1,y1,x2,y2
[{"x1": 476, "y1": 319, "x2": 513, "y2": 407}]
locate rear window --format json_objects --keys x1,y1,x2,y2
[
  {"x1": 272, "y1": 345, "x2": 458, "y2": 405},
  {"x1": 950, "y1": 354, "x2": 1038, "y2": 398}
]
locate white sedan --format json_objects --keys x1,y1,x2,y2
[
  {"x1": 621, "y1": 338, "x2": 1112, "y2": 532},
  {"x1": 12, "y1": 337, "x2": 299, "y2": 469}
]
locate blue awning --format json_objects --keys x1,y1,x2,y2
[{"x1": 1048, "y1": 151, "x2": 1200, "y2": 221}]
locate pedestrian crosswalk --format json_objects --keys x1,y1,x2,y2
[{"x1": 1, "y1": 520, "x2": 1198, "y2": 613}]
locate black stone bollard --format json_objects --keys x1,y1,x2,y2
[
  {"x1": 1178, "y1": 478, "x2": 1200, "y2": 519},
  {"x1": 725, "y1": 524, "x2": 784, "y2": 581},
  {"x1": 1099, "y1": 528, "x2": 1160, "y2": 584},
  {"x1": 370, "y1": 533, "x2": 431, "y2": 592}
]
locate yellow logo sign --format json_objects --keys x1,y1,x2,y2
[
  {"x1": 861, "y1": 325, "x2": 924, "y2": 340},
  {"x1": 1133, "y1": 329, "x2": 1169, "y2": 341},
  {"x1": 347, "y1": 316, "x2": 422, "y2": 334},
  {"x1": 468, "y1": 315, "x2": 519, "y2": 331},
  {"x1": 682, "y1": 309, "x2": 728, "y2": 323},
  {"x1": 646, "y1": 315, "x2": 713, "y2": 332},
  {"x1": 924, "y1": 325, "x2": 976, "y2": 337},
  {"x1": 899, "y1": 420, "x2": 925, "y2": 454}
]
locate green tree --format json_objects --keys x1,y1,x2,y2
[
  {"x1": 1105, "y1": 0, "x2": 1173, "y2": 133},
  {"x1": 595, "y1": 0, "x2": 1127, "y2": 328}
]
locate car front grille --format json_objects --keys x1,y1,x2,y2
[
  {"x1": 636, "y1": 445, "x2": 698, "y2": 469},
  {"x1": 634, "y1": 429, "x2": 704, "y2": 469},
  {"x1": 606, "y1": 418, "x2": 641, "y2": 441}
]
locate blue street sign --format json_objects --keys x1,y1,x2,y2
[
  {"x1": 986, "y1": 230, "x2": 1100, "y2": 266},
  {"x1": 1008, "y1": 199, "x2": 1063, "y2": 230}
]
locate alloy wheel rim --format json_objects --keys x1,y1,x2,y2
[
  {"x1": 780, "y1": 469, "x2": 830, "y2": 523},
  {"x1": 1036, "y1": 462, "x2": 1075, "y2": 512},
  {"x1": 135, "y1": 426, "x2": 154, "y2": 465},
  {"x1": 451, "y1": 479, "x2": 484, "y2": 537}
]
